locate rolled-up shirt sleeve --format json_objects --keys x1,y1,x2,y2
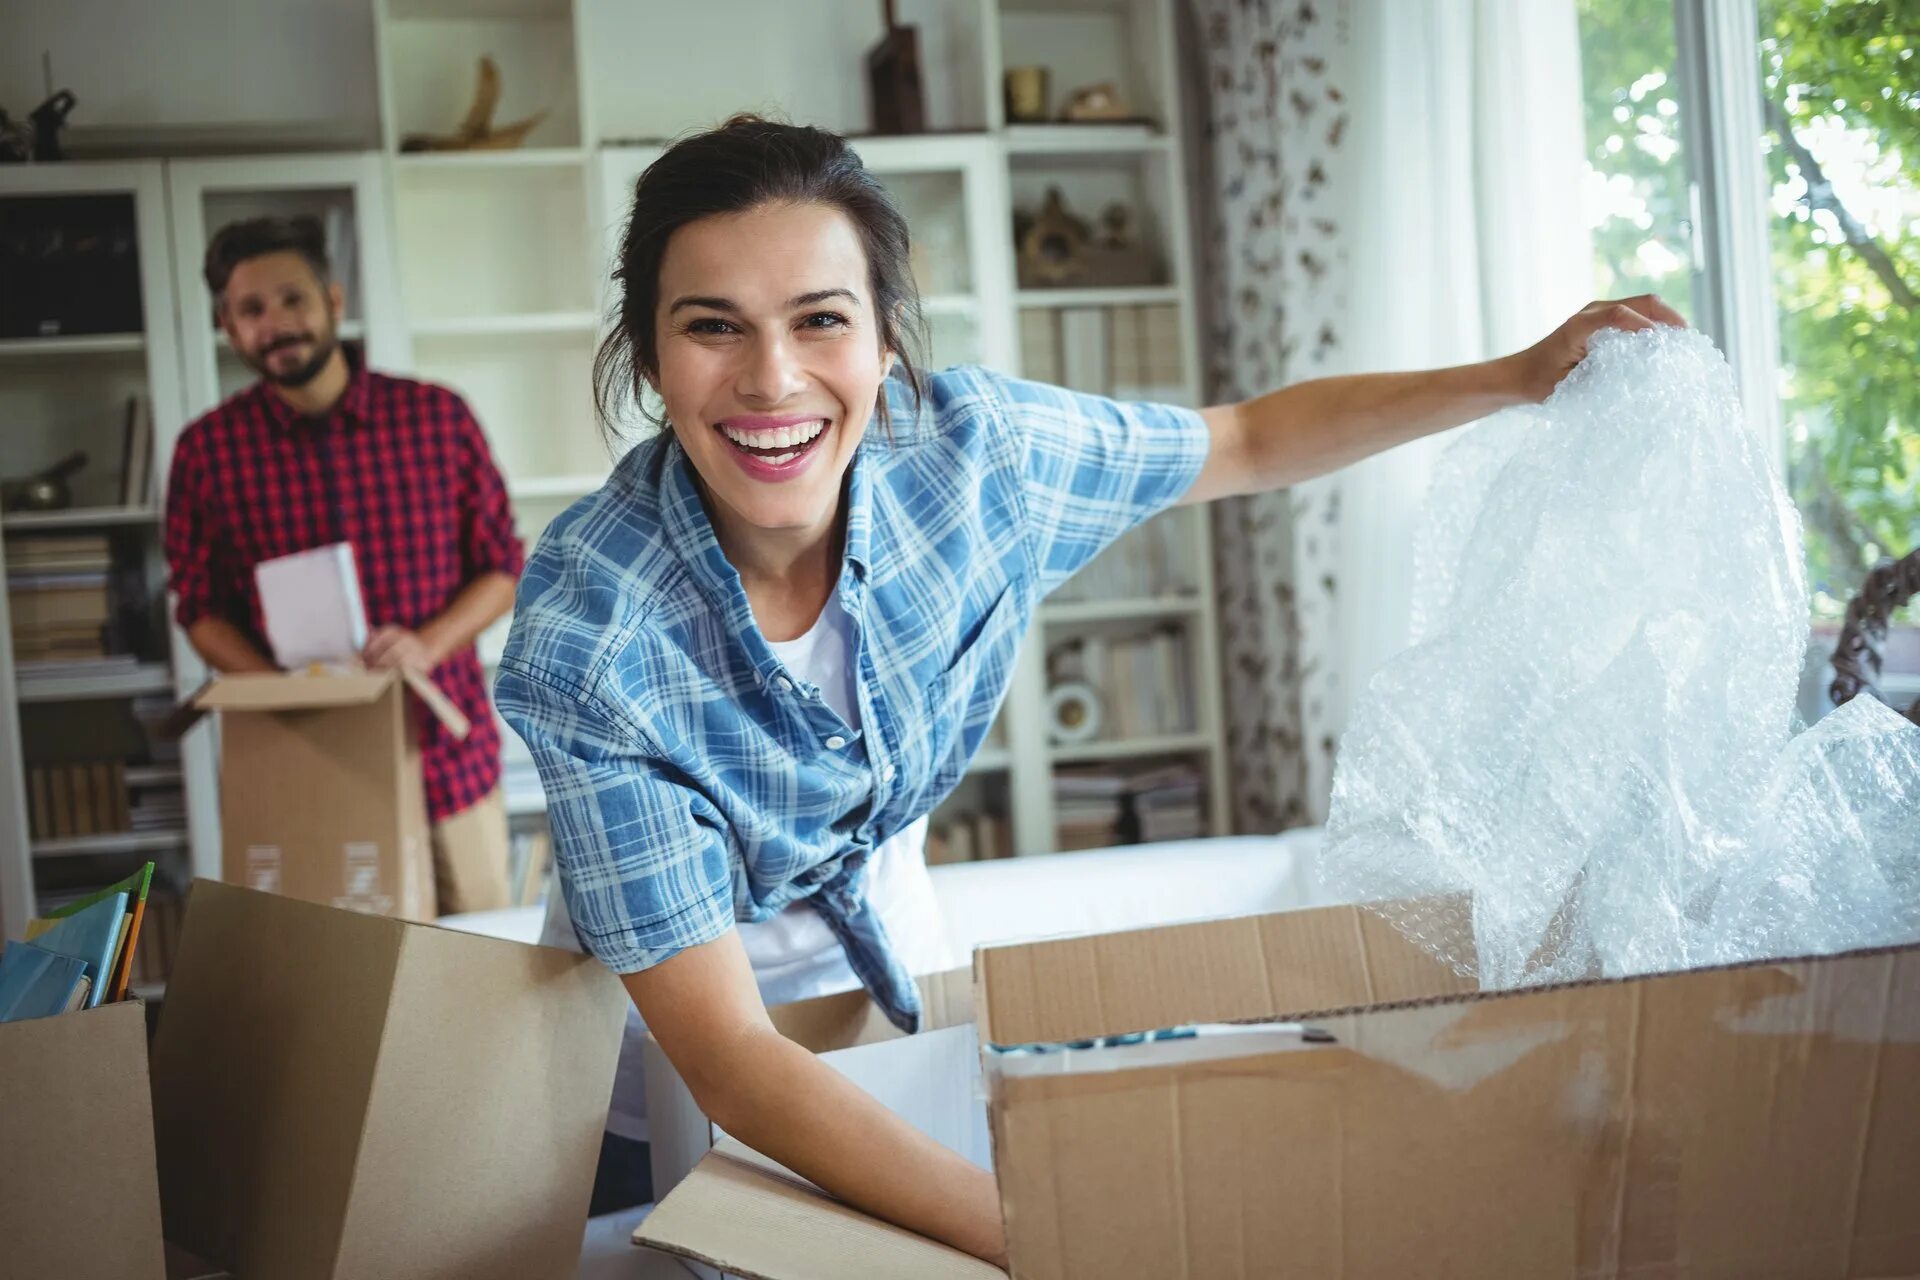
[
  {"x1": 494, "y1": 658, "x2": 733, "y2": 972},
  {"x1": 982, "y1": 370, "x2": 1211, "y2": 597}
]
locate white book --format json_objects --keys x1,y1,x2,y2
[{"x1": 254, "y1": 542, "x2": 369, "y2": 669}]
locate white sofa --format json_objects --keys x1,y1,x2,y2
[{"x1": 440, "y1": 829, "x2": 1330, "y2": 1279}]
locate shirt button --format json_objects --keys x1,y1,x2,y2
[
  {"x1": 826, "y1": 735, "x2": 847, "y2": 749},
  {"x1": 774, "y1": 676, "x2": 793, "y2": 693},
  {"x1": 883, "y1": 763, "x2": 897, "y2": 782}
]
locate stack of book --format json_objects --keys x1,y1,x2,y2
[
  {"x1": 1053, "y1": 769, "x2": 1129, "y2": 852},
  {"x1": 1052, "y1": 762, "x2": 1210, "y2": 851},
  {"x1": 1129, "y1": 763, "x2": 1208, "y2": 843},
  {"x1": 7, "y1": 535, "x2": 113, "y2": 664},
  {"x1": 0, "y1": 864, "x2": 155, "y2": 1022},
  {"x1": 127, "y1": 780, "x2": 187, "y2": 833},
  {"x1": 26, "y1": 761, "x2": 130, "y2": 839}
]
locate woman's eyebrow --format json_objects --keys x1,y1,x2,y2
[{"x1": 668, "y1": 287, "x2": 860, "y2": 315}]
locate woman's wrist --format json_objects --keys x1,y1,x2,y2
[{"x1": 1484, "y1": 350, "x2": 1548, "y2": 407}]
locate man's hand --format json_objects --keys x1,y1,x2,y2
[{"x1": 363, "y1": 626, "x2": 440, "y2": 674}]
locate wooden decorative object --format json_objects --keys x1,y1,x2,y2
[
  {"x1": 1016, "y1": 188, "x2": 1163, "y2": 290},
  {"x1": 1017, "y1": 187, "x2": 1092, "y2": 287},
  {"x1": 399, "y1": 56, "x2": 546, "y2": 153},
  {"x1": 866, "y1": 0, "x2": 926, "y2": 136}
]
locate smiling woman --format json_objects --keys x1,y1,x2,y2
[{"x1": 493, "y1": 114, "x2": 1671, "y2": 1267}]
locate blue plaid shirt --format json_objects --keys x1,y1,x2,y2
[{"x1": 494, "y1": 366, "x2": 1209, "y2": 1032}]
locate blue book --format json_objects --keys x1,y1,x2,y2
[
  {"x1": 27, "y1": 891, "x2": 127, "y2": 1010},
  {"x1": 0, "y1": 939, "x2": 91, "y2": 1022}
]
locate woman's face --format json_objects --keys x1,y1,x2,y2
[{"x1": 652, "y1": 200, "x2": 892, "y2": 544}]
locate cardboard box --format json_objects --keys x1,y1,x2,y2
[
  {"x1": 0, "y1": 1000, "x2": 166, "y2": 1280},
  {"x1": 637, "y1": 902, "x2": 1920, "y2": 1280},
  {"x1": 148, "y1": 879, "x2": 628, "y2": 1280},
  {"x1": 177, "y1": 669, "x2": 470, "y2": 921}
]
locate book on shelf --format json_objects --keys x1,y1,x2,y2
[
  {"x1": 27, "y1": 762, "x2": 133, "y2": 840},
  {"x1": 1046, "y1": 624, "x2": 1197, "y2": 743},
  {"x1": 8, "y1": 534, "x2": 113, "y2": 572},
  {"x1": 1052, "y1": 761, "x2": 1208, "y2": 851},
  {"x1": 118, "y1": 394, "x2": 154, "y2": 509}
]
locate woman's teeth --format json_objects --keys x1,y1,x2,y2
[{"x1": 720, "y1": 419, "x2": 827, "y2": 450}]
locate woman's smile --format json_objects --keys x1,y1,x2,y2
[{"x1": 713, "y1": 412, "x2": 834, "y2": 479}]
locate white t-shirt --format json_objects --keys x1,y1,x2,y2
[{"x1": 541, "y1": 591, "x2": 955, "y2": 1140}]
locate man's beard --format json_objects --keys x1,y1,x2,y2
[{"x1": 247, "y1": 329, "x2": 340, "y2": 389}]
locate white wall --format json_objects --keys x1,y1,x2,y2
[{"x1": 2, "y1": 0, "x2": 378, "y2": 149}]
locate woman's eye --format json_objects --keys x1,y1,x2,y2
[
  {"x1": 799, "y1": 311, "x2": 850, "y2": 331},
  {"x1": 686, "y1": 318, "x2": 736, "y2": 336}
]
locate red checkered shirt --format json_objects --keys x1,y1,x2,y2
[{"x1": 164, "y1": 345, "x2": 525, "y2": 821}]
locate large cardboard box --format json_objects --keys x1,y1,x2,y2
[
  {"x1": 0, "y1": 1000, "x2": 166, "y2": 1280},
  {"x1": 637, "y1": 902, "x2": 1920, "y2": 1279},
  {"x1": 148, "y1": 879, "x2": 628, "y2": 1280},
  {"x1": 179, "y1": 669, "x2": 470, "y2": 921}
]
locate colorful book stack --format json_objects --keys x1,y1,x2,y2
[
  {"x1": 0, "y1": 863, "x2": 154, "y2": 1023},
  {"x1": 7, "y1": 534, "x2": 114, "y2": 665}
]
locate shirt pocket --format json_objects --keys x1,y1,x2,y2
[{"x1": 911, "y1": 583, "x2": 1025, "y2": 803}]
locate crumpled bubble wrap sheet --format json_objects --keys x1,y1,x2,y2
[{"x1": 1316, "y1": 326, "x2": 1920, "y2": 990}]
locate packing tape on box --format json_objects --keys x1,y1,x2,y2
[{"x1": 983, "y1": 1022, "x2": 1327, "y2": 1082}]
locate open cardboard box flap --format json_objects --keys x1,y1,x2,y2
[
  {"x1": 635, "y1": 899, "x2": 1920, "y2": 1280},
  {"x1": 167, "y1": 668, "x2": 470, "y2": 739}
]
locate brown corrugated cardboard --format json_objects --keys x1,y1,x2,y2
[
  {"x1": 0, "y1": 1000, "x2": 166, "y2": 1280},
  {"x1": 148, "y1": 879, "x2": 628, "y2": 1280},
  {"x1": 180, "y1": 670, "x2": 468, "y2": 921},
  {"x1": 637, "y1": 901, "x2": 1920, "y2": 1280},
  {"x1": 638, "y1": 1137, "x2": 1002, "y2": 1280}
]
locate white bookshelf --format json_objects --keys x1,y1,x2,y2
[{"x1": 0, "y1": 161, "x2": 204, "y2": 941}]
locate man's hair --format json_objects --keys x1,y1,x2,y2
[{"x1": 203, "y1": 215, "x2": 332, "y2": 305}]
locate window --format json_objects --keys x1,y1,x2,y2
[{"x1": 1579, "y1": 0, "x2": 1916, "y2": 691}]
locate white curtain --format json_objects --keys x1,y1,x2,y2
[
  {"x1": 1330, "y1": 0, "x2": 1594, "y2": 738},
  {"x1": 1191, "y1": 0, "x2": 1594, "y2": 824}
]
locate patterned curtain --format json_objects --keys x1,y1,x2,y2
[{"x1": 1180, "y1": 0, "x2": 1350, "y2": 831}]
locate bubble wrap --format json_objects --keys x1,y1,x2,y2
[{"x1": 1316, "y1": 326, "x2": 1920, "y2": 990}]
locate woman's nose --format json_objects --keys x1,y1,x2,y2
[{"x1": 736, "y1": 332, "x2": 807, "y2": 404}]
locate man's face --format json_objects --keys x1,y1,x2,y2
[{"x1": 218, "y1": 250, "x2": 345, "y2": 389}]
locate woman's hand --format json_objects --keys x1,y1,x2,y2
[{"x1": 1507, "y1": 293, "x2": 1690, "y2": 404}]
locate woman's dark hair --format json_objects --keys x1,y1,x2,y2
[
  {"x1": 594, "y1": 114, "x2": 928, "y2": 441},
  {"x1": 202, "y1": 215, "x2": 331, "y2": 313}
]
